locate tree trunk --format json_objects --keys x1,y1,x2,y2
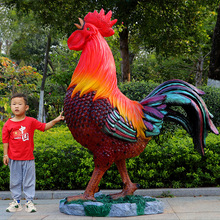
[
  {"x1": 5, "y1": 40, "x2": 12, "y2": 56},
  {"x1": 0, "y1": 40, "x2": 2, "y2": 54},
  {"x1": 38, "y1": 33, "x2": 51, "y2": 122},
  {"x1": 209, "y1": 4, "x2": 220, "y2": 81},
  {"x1": 195, "y1": 52, "x2": 204, "y2": 87},
  {"x1": 119, "y1": 27, "x2": 130, "y2": 82}
]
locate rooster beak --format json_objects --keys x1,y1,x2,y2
[{"x1": 74, "y1": 18, "x2": 84, "y2": 29}]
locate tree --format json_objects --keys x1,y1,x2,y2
[
  {"x1": 1, "y1": 0, "x2": 90, "y2": 121},
  {"x1": 209, "y1": 4, "x2": 220, "y2": 83},
  {"x1": 83, "y1": 0, "x2": 220, "y2": 83},
  {"x1": 0, "y1": 4, "x2": 21, "y2": 55},
  {"x1": 37, "y1": 32, "x2": 51, "y2": 122},
  {"x1": 9, "y1": 27, "x2": 48, "y2": 68},
  {"x1": 4, "y1": 0, "x2": 218, "y2": 83},
  {"x1": 129, "y1": 1, "x2": 219, "y2": 86},
  {"x1": 0, "y1": 56, "x2": 42, "y2": 120},
  {"x1": 2, "y1": 0, "x2": 220, "y2": 99},
  {"x1": 0, "y1": 57, "x2": 42, "y2": 94}
]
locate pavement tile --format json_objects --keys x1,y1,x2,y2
[
  {"x1": 45, "y1": 216, "x2": 93, "y2": 220},
  {"x1": 166, "y1": 196, "x2": 220, "y2": 213},
  {"x1": 176, "y1": 212, "x2": 220, "y2": 220},
  {"x1": 98, "y1": 213, "x2": 180, "y2": 220}
]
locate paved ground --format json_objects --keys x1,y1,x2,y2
[{"x1": 0, "y1": 188, "x2": 220, "y2": 220}]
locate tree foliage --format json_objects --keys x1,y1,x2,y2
[
  {"x1": 0, "y1": 56, "x2": 42, "y2": 119},
  {"x1": 0, "y1": 57, "x2": 42, "y2": 95},
  {"x1": 209, "y1": 3, "x2": 220, "y2": 80},
  {"x1": 0, "y1": 5, "x2": 21, "y2": 55},
  {"x1": 136, "y1": 1, "x2": 218, "y2": 55},
  {"x1": 3, "y1": 0, "x2": 219, "y2": 82}
]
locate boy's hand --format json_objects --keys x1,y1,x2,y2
[
  {"x1": 3, "y1": 155, "x2": 9, "y2": 166},
  {"x1": 45, "y1": 111, "x2": 65, "y2": 131},
  {"x1": 55, "y1": 111, "x2": 65, "y2": 122}
]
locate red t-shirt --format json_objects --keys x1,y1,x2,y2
[{"x1": 2, "y1": 117, "x2": 46, "y2": 160}]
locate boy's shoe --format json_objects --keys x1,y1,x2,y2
[
  {"x1": 25, "y1": 200, "x2": 37, "y2": 213},
  {"x1": 6, "y1": 199, "x2": 22, "y2": 212}
]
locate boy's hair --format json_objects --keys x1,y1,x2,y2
[{"x1": 11, "y1": 93, "x2": 28, "y2": 105}]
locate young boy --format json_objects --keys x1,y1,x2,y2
[{"x1": 2, "y1": 93, "x2": 64, "y2": 213}]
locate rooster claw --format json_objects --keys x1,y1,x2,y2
[
  {"x1": 109, "y1": 182, "x2": 140, "y2": 200},
  {"x1": 66, "y1": 194, "x2": 96, "y2": 202}
]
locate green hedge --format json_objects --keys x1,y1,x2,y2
[{"x1": 0, "y1": 124, "x2": 219, "y2": 191}]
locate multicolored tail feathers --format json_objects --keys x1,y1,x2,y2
[{"x1": 140, "y1": 79, "x2": 219, "y2": 155}]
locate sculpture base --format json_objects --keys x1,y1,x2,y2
[{"x1": 59, "y1": 192, "x2": 164, "y2": 217}]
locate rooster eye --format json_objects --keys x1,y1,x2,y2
[{"x1": 87, "y1": 27, "x2": 90, "y2": 31}]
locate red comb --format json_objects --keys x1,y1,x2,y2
[{"x1": 84, "y1": 9, "x2": 117, "y2": 37}]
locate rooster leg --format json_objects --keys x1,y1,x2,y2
[
  {"x1": 110, "y1": 159, "x2": 139, "y2": 199},
  {"x1": 67, "y1": 167, "x2": 106, "y2": 202}
]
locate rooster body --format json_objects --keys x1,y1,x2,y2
[
  {"x1": 64, "y1": 9, "x2": 219, "y2": 201},
  {"x1": 65, "y1": 87, "x2": 149, "y2": 162}
]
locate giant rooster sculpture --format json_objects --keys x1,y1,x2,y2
[{"x1": 64, "y1": 9, "x2": 219, "y2": 201}]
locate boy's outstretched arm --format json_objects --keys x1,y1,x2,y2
[
  {"x1": 3, "y1": 143, "x2": 9, "y2": 166},
  {"x1": 45, "y1": 111, "x2": 65, "y2": 131}
]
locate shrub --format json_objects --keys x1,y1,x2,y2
[
  {"x1": 34, "y1": 125, "x2": 94, "y2": 190},
  {"x1": 126, "y1": 130, "x2": 220, "y2": 189},
  {"x1": 0, "y1": 124, "x2": 219, "y2": 191},
  {"x1": 36, "y1": 127, "x2": 220, "y2": 190},
  {"x1": 200, "y1": 85, "x2": 220, "y2": 126}
]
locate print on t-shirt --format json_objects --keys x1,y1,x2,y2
[{"x1": 13, "y1": 126, "x2": 29, "y2": 141}]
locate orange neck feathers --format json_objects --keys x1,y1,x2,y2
[{"x1": 68, "y1": 32, "x2": 147, "y2": 138}]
